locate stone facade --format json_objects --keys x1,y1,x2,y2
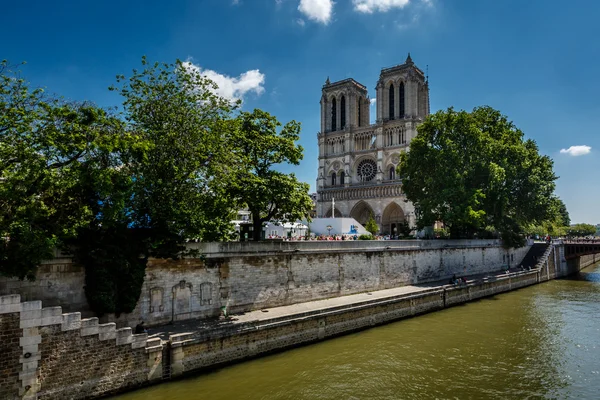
[{"x1": 316, "y1": 54, "x2": 429, "y2": 234}]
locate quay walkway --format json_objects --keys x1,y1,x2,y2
[{"x1": 147, "y1": 267, "x2": 530, "y2": 342}]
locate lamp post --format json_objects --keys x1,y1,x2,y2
[{"x1": 326, "y1": 225, "x2": 332, "y2": 236}]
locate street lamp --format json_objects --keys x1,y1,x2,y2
[{"x1": 326, "y1": 225, "x2": 333, "y2": 236}]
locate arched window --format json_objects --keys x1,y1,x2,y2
[
  {"x1": 399, "y1": 82, "x2": 405, "y2": 118},
  {"x1": 340, "y1": 171, "x2": 345, "y2": 185},
  {"x1": 358, "y1": 97, "x2": 362, "y2": 127},
  {"x1": 331, "y1": 172, "x2": 336, "y2": 186},
  {"x1": 331, "y1": 98, "x2": 337, "y2": 131},
  {"x1": 389, "y1": 84, "x2": 395, "y2": 120},
  {"x1": 341, "y1": 95, "x2": 346, "y2": 129},
  {"x1": 389, "y1": 166, "x2": 395, "y2": 180}
]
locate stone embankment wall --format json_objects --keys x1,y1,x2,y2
[
  {"x1": 0, "y1": 240, "x2": 530, "y2": 328},
  {"x1": 168, "y1": 269, "x2": 542, "y2": 378},
  {"x1": 106, "y1": 240, "x2": 530, "y2": 327},
  {"x1": 0, "y1": 294, "x2": 162, "y2": 400},
  {"x1": 0, "y1": 255, "x2": 88, "y2": 313}
]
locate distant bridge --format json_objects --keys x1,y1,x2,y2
[{"x1": 560, "y1": 240, "x2": 600, "y2": 260}]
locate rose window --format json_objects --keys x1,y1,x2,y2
[{"x1": 357, "y1": 159, "x2": 377, "y2": 182}]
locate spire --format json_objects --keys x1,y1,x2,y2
[
  {"x1": 325, "y1": 76, "x2": 331, "y2": 85},
  {"x1": 405, "y1": 52, "x2": 413, "y2": 65}
]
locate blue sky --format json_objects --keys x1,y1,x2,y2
[{"x1": 2, "y1": 0, "x2": 599, "y2": 224}]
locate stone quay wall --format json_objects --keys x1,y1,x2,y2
[
  {"x1": 104, "y1": 240, "x2": 530, "y2": 327},
  {"x1": 0, "y1": 294, "x2": 163, "y2": 400},
  {"x1": 0, "y1": 240, "x2": 531, "y2": 328},
  {"x1": 168, "y1": 267, "x2": 543, "y2": 378}
]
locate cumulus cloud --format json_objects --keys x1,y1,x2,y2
[
  {"x1": 560, "y1": 145, "x2": 592, "y2": 156},
  {"x1": 298, "y1": 0, "x2": 334, "y2": 24},
  {"x1": 370, "y1": 98, "x2": 376, "y2": 106},
  {"x1": 296, "y1": 18, "x2": 306, "y2": 26},
  {"x1": 181, "y1": 61, "x2": 265, "y2": 102},
  {"x1": 353, "y1": 0, "x2": 411, "y2": 13}
]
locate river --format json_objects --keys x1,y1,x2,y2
[{"x1": 112, "y1": 263, "x2": 600, "y2": 400}]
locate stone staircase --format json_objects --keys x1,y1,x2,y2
[{"x1": 519, "y1": 243, "x2": 550, "y2": 269}]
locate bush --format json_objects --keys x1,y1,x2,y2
[{"x1": 358, "y1": 234, "x2": 373, "y2": 240}]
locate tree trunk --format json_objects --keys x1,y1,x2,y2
[{"x1": 252, "y1": 212, "x2": 263, "y2": 241}]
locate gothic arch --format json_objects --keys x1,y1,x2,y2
[
  {"x1": 350, "y1": 201, "x2": 375, "y2": 226},
  {"x1": 331, "y1": 97, "x2": 337, "y2": 131},
  {"x1": 388, "y1": 83, "x2": 395, "y2": 120},
  {"x1": 399, "y1": 81, "x2": 405, "y2": 118},
  {"x1": 340, "y1": 95, "x2": 346, "y2": 129},
  {"x1": 381, "y1": 202, "x2": 405, "y2": 236}
]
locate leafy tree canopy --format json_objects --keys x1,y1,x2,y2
[
  {"x1": 365, "y1": 213, "x2": 379, "y2": 237},
  {"x1": 567, "y1": 223, "x2": 596, "y2": 237},
  {"x1": 398, "y1": 106, "x2": 559, "y2": 247},
  {"x1": 0, "y1": 60, "x2": 132, "y2": 280},
  {"x1": 229, "y1": 109, "x2": 313, "y2": 240}
]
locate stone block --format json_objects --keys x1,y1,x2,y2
[
  {"x1": 20, "y1": 309, "x2": 42, "y2": 321},
  {"x1": 61, "y1": 312, "x2": 81, "y2": 331},
  {"x1": 131, "y1": 333, "x2": 148, "y2": 349},
  {"x1": 20, "y1": 317, "x2": 41, "y2": 329},
  {"x1": 21, "y1": 301, "x2": 42, "y2": 311},
  {"x1": 0, "y1": 293, "x2": 21, "y2": 305},
  {"x1": 98, "y1": 323, "x2": 117, "y2": 341},
  {"x1": 20, "y1": 335, "x2": 42, "y2": 347},
  {"x1": 0, "y1": 302, "x2": 22, "y2": 314},
  {"x1": 21, "y1": 344, "x2": 38, "y2": 355},
  {"x1": 116, "y1": 327, "x2": 133, "y2": 345},
  {"x1": 21, "y1": 327, "x2": 39, "y2": 338},
  {"x1": 21, "y1": 360, "x2": 38, "y2": 372},
  {"x1": 80, "y1": 317, "x2": 99, "y2": 336}
]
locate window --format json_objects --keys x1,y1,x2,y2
[
  {"x1": 389, "y1": 84, "x2": 395, "y2": 120},
  {"x1": 399, "y1": 82, "x2": 405, "y2": 118},
  {"x1": 358, "y1": 97, "x2": 362, "y2": 127},
  {"x1": 341, "y1": 95, "x2": 346, "y2": 129},
  {"x1": 340, "y1": 171, "x2": 345, "y2": 185},
  {"x1": 389, "y1": 166, "x2": 395, "y2": 180},
  {"x1": 331, "y1": 98, "x2": 337, "y2": 131},
  {"x1": 331, "y1": 172, "x2": 336, "y2": 186}
]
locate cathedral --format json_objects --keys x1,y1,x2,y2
[{"x1": 316, "y1": 54, "x2": 430, "y2": 236}]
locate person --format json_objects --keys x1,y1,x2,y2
[{"x1": 134, "y1": 321, "x2": 147, "y2": 334}]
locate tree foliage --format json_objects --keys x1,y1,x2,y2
[
  {"x1": 229, "y1": 109, "x2": 313, "y2": 241},
  {"x1": 0, "y1": 60, "x2": 131, "y2": 280},
  {"x1": 567, "y1": 223, "x2": 596, "y2": 237},
  {"x1": 365, "y1": 213, "x2": 379, "y2": 236},
  {"x1": 398, "y1": 106, "x2": 558, "y2": 247}
]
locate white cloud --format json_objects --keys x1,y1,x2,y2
[
  {"x1": 296, "y1": 18, "x2": 306, "y2": 26},
  {"x1": 298, "y1": 0, "x2": 334, "y2": 24},
  {"x1": 370, "y1": 98, "x2": 376, "y2": 106},
  {"x1": 353, "y1": 0, "x2": 411, "y2": 13},
  {"x1": 232, "y1": 0, "x2": 241, "y2": 4},
  {"x1": 181, "y1": 61, "x2": 265, "y2": 102},
  {"x1": 560, "y1": 145, "x2": 592, "y2": 156}
]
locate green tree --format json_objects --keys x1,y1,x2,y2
[
  {"x1": 111, "y1": 57, "x2": 239, "y2": 249},
  {"x1": 365, "y1": 213, "x2": 379, "y2": 237},
  {"x1": 230, "y1": 109, "x2": 313, "y2": 241},
  {"x1": 0, "y1": 60, "x2": 131, "y2": 280},
  {"x1": 567, "y1": 223, "x2": 596, "y2": 237},
  {"x1": 398, "y1": 106, "x2": 558, "y2": 247}
]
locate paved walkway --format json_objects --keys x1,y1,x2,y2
[{"x1": 147, "y1": 268, "x2": 521, "y2": 342}]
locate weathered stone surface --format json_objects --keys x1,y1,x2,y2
[{"x1": 0, "y1": 312, "x2": 21, "y2": 399}]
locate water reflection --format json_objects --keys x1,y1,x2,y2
[{"x1": 113, "y1": 264, "x2": 600, "y2": 400}]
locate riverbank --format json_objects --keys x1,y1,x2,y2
[
  {"x1": 1, "y1": 243, "x2": 587, "y2": 399},
  {"x1": 159, "y1": 266, "x2": 545, "y2": 379}
]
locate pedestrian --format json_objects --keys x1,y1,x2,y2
[{"x1": 134, "y1": 321, "x2": 147, "y2": 334}]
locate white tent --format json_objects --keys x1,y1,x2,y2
[{"x1": 308, "y1": 218, "x2": 369, "y2": 236}]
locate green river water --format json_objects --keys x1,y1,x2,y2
[{"x1": 112, "y1": 263, "x2": 600, "y2": 400}]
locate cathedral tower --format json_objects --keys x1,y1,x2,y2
[{"x1": 316, "y1": 54, "x2": 429, "y2": 236}]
